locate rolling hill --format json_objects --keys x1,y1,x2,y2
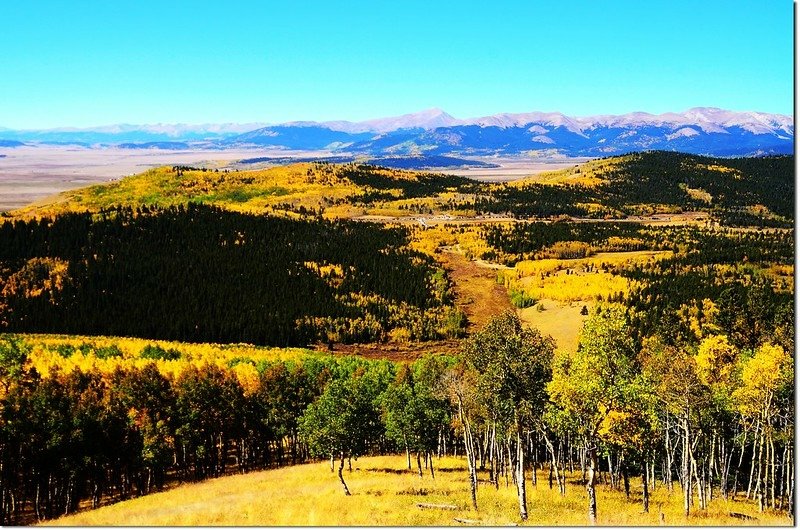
[
  {"x1": 12, "y1": 152, "x2": 793, "y2": 229},
  {"x1": 10, "y1": 162, "x2": 476, "y2": 219},
  {"x1": 1, "y1": 152, "x2": 793, "y2": 527}
]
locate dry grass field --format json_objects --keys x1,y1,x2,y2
[
  {"x1": 495, "y1": 251, "x2": 672, "y2": 351},
  {"x1": 517, "y1": 299, "x2": 590, "y2": 352},
  {"x1": 44, "y1": 454, "x2": 792, "y2": 527}
]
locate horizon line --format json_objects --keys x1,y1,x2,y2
[{"x1": 1, "y1": 105, "x2": 794, "y2": 132}]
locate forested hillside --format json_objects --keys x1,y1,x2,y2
[
  {"x1": 11, "y1": 162, "x2": 479, "y2": 219},
  {"x1": 481, "y1": 221, "x2": 793, "y2": 356},
  {"x1": 0, "y1": 205, "x2": 464, "y2": 345},
  {"x1": 476, "y1": 152, "x2": 793, "y2": 224},
  {"x1": 0, "y1": 302, "x2": 793, "y2": 524}
]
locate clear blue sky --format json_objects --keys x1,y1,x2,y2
[{"x1": 1, "y1": 1, "x2": 793, "y2": 128}]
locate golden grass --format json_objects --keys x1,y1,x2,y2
[
  {"x1": 44, "y1": 454, "x2": 791, "y2": 526},
  {"x1": 502, "y1": 251, "x2": 675, "y2": 350},
  {"x1": 508, "y1": 156, "x2": 630, "y2": 188},
  {"x1": 517, "y1": 299, "x2": 591, "y2": 353}
]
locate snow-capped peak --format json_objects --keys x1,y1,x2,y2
[
  {"x1": 245, "y1": 107, "x2": 794, "y2": 138},
  {"x1": 287, "y1": 108, "x2": 463, "y2": 133},
  {"x1": 666, "y1": 127, "x2": 701, "y2": 141},
  {"x1": 578, "y1": 107, "x2": 793, "y2": 136},
  {"x1": 356, "y1": 108, "x2": 462, "y2": 132},
  {"x1": 465, "y1": 111, "x2": 586, "y2": 136}
]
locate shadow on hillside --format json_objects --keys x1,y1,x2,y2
[
  {"x1": 364, "y1": 467, "x2": 410, "y2": 475},
  {"x1": 364, "y1": 466, "x2": 462, "y2": 475}
]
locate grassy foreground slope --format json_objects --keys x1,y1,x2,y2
[{"x1": 45, "y1": 455, "x2": 789, "y2": 526}]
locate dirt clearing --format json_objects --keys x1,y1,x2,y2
[{"x1": 437, "y1": 250, "x2": 513, "y2": 332}]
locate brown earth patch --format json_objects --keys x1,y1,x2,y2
[
  {"x1": 436, "y1": 250, "x2": 513, "y2": 333},
  {"x1": 312, "y1": 250, "x2": 513, "y2": 362}
]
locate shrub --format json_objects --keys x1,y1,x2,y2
[
  {"x1": 141, "y1": 344, "x2": 181, "y2": 361},
  {"x1": 94, "y1": 345, "x2": 123, "y2": 359},
  {"x1": 510, "y1": 288, "x2": 537, "y2": 309}
]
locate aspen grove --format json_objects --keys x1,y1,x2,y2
[{"x1": 0, "y1": 301, "x2": 792, "y2": 524}]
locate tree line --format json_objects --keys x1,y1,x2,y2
[
  {"x1": 477, "y1": 221, "x2": 794, "y2": 350},
  {"x1": 0, "y1": 301, "x2": 793, "y2": 524},
  {"x1": 619, "y1": 228, "x2": 793, "y2": 343},
  {"x1": 595, "y1": 152, "x2": 793, "y2": 220},
  {"x1": 0, "y1": 339, "x2": 417, "y2": 524},
  {"x1": 480, "y1": 221, "x2": 658, "y2": 264},
  {"x1": 480, "y1": 221, "x2": 792, "y2": 266}
]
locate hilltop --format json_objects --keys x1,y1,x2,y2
[
  {"x1": 508, "y1": 151, "x2": 793, "y2": 224},
  {"x1": 3, "y1": 151, "x2": 792, "y2": 354},
  {"x1": 12, "y1": 162, "x2": 475, "y2": 219},
  {"x1": 12, "y1": 152, "x2": 794, "y2": 228}
]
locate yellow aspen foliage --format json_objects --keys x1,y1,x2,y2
[
  {"x1": 20, "y1": 333, "x2": 315, "y2": 380},
  {"x1": 678, "y1": 299, "x2": 721, "y2": 341},
  {"x1": 695, "y1": 334, "x2": 738, "y2": 387},
  {"x1": 1, "y1": 257, "x2": 69, "y2": 300},
  {"x1": 732, "y1": 342, "x2": 792, "y2": 423},
  {"x1": 232, "y1": 362, "x2": 260, "y2": 395},
  {"x1": 597, "y1": 407, "x2": 656, "y2": 451}
]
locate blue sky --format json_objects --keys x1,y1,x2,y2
[{"x1": 1, "y1": 1, "x2": 793, "y2": 128}]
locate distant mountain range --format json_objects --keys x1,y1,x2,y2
[{"x1": 0, "y1": 107, "x2": 793, "y2": 157}]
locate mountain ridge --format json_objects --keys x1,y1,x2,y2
[{"x1": 0, "y1": 107, "x2": 792, "y2": 157}]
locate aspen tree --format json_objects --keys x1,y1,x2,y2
[
  {"x1": 548, "y1": 305, "x2": 637, "y2": 524},
  {"x1": 462, "y1": 311, "x2": 555, "y2": 521}
]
